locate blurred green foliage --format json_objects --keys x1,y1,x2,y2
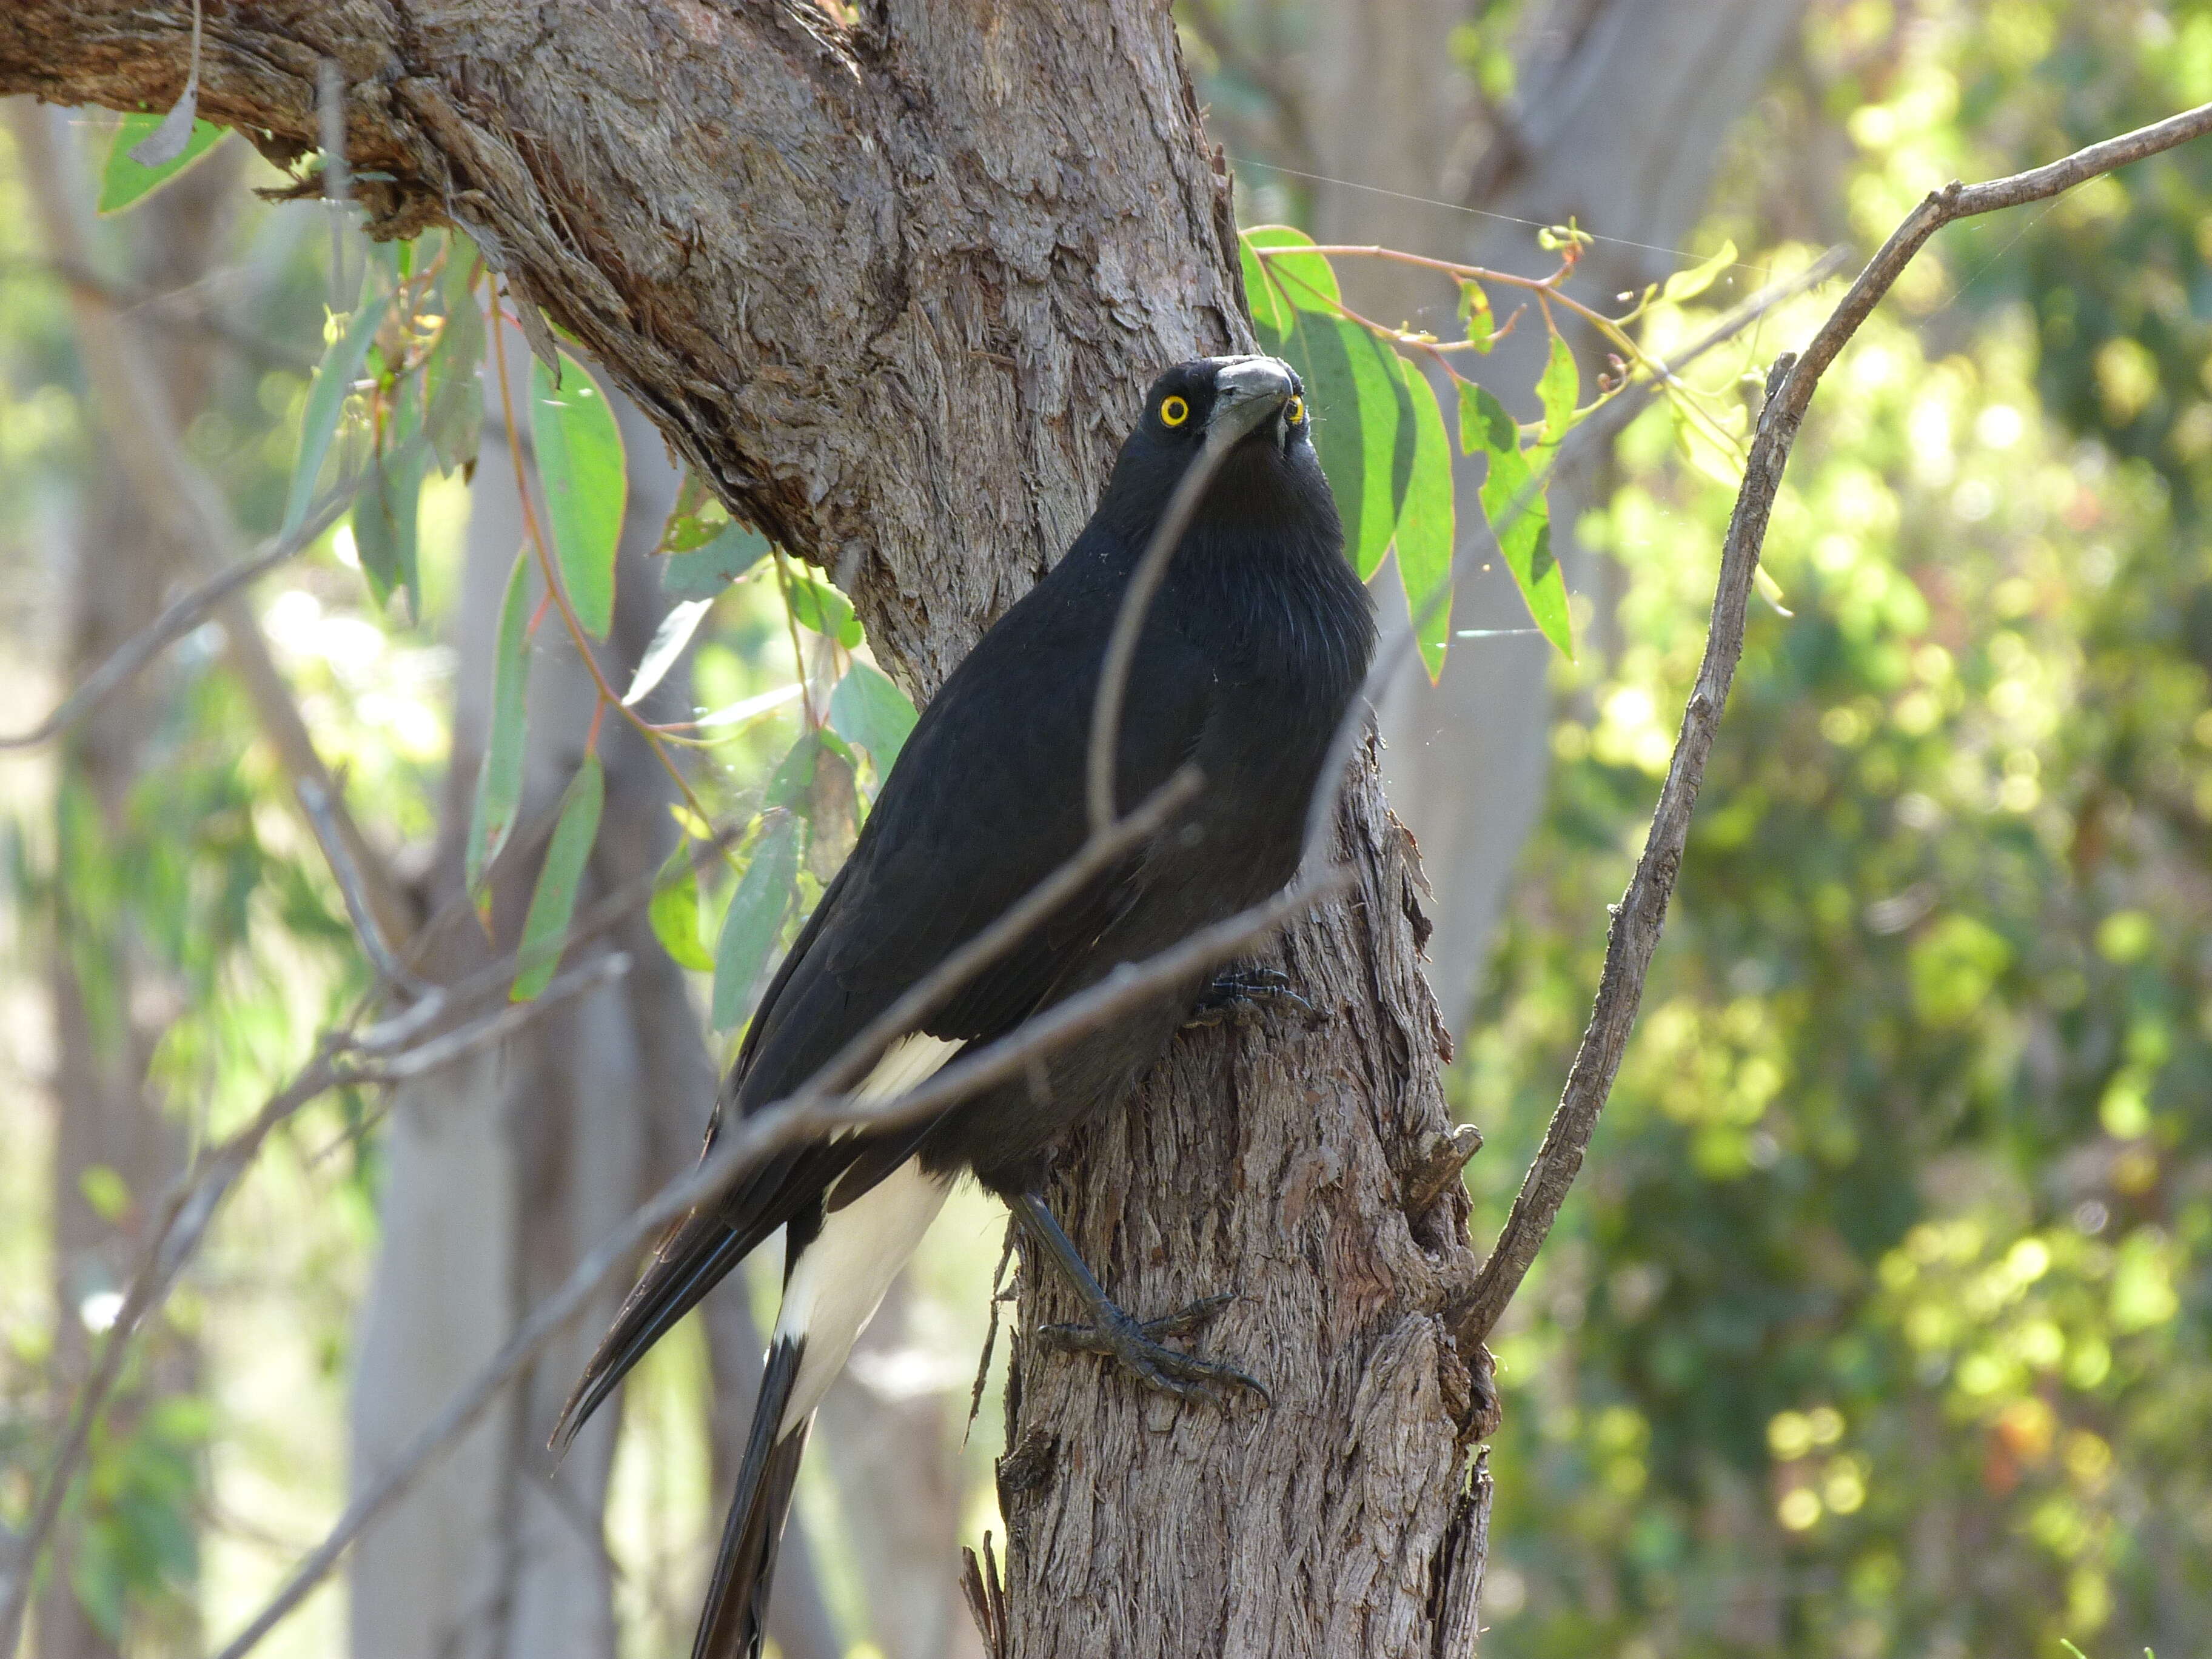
[{"x1": 1461, "y1": 4, "x2": 2212, "y2": 1655}]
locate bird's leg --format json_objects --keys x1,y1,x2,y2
[
  {"x1": 1011, "y1": 1192, "x2": 1269, "y2": 1404},
  {"x1": 1183, "y1": 965, "x2": 1311, "y2": 1030}
]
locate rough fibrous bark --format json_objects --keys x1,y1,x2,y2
[{"x1": 0, "y1": 4, "x2": 1484, "y2": 1652}]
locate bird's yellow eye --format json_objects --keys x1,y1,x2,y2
[
  {"x1": 1285, "y1": 395, "x2": 1305, "y2": 424},
  {"x1": 1159, "y1": 395, "x2": 1190, "y2": 427}
]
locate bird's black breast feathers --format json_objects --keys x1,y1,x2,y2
[{"x1": 731, "y1": 355, "x2": 1374, "y2": 1198}]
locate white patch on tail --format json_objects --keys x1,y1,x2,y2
[{"x1": 773, "y1": 1033, "x2": 962, "y2": 1434}]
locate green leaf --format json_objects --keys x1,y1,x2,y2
[
  {"x1": 512, "y1": 756, "x2": 604, "y2": 1000},
  {"x1": 1240, "y1": 224, "x2": 1342, "y2": 316},
  {"x1": 786, "y1": 572, "x2": 863, "y2": 647},
  {"x1": 663, "y1": 522, "x2": 772, "y2": 599},
  {"x1": 1461, "y1": 381, "x2": 1572, "y2": 659},
  {"x1": 649, "y1": 842, "x2": 716, "y2": 972},
  {"x1": 1391, "y1": 356, "x2": 1456, "y2": 682},
  {"x1": 98, "y1": 114, "x2": 227, "y2": 215},
  {"x1": 354, "y1": 380, "x2": 426, "y2": 620},
  {"x1": 1239, "y1": 230, "x2": 1289, "y2": 338},
  {"x1": 423, "y1": 236, "x2": 485, "y2": 474},
  {"x1": 465, "y1": 552, "x2": 535, "y2": 912},
  {"x1": 1458, "y1": 281, "x2": 1495, "y2": 353},
  {"x1": 623, "y1": 598, "x2": 714, "y2": 707},
  {"x1": 1662, "y1": 237, "x2": 1738, "y2": 304},
  {"x1": 1537, "y1": 329, "x2": 1579, "y2": 451},
  {"x1": 766, "y1": 732, "x2": 820, "y2": 811},
  {"x1": 531, "y1": 349, "x2": 627, "y2": 637},
  {"x1": 1671, "y1": 393, "x2": 1749, "y2": 489},
  {"x1": 1270, "y1": 309, "x2": 1413, "y2": 580},
  {"x1": 712, "y1": 816, "x2": 799, "y2": 1030},
  {"x1": 283, "y1": 288, "x2": 392, "y2": 541},
  {"x1": 828, "y1": 662, "x2": 919, "y2": 771}
]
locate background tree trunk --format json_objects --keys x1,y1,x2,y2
[
  {"x1": 1340, "y1": 0, "x2": 1810, "y2": 1034},
  {"x1": 344, "y1": 341, "x2": 842, "y2": 1659},
  {"x1": 12, "y1": 101, "x2": 238, "y2": 1659},
  {"x1": 0, "y1": 5, "x2": 1486, "y2": 1651}
]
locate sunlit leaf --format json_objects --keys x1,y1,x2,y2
[
  {"x1": 712, "y1": 815, "x2": 798, "y2": 1030},
  {"x1": 531, "y1": 349, "x2": 626, "y2": 637},
  {"x1": 694, "y1": 683, "x2": 805, "y2": 731},
  {"x1": 828, "y1": 661, "x2": 919, "y2": 772},
  {"x1": 511, "y1": 756, "x2": 604, "y2": 1000},
  {"x1": 283, "y1": 288, "x2": 392, "y2": 540},
  {"x1": 1538, "y1": 329, "x2": 1579, "y2": 450},
  {"x1": 1239, "y1": 231, "x2": 1288, "y2": 338},
  {"x1": 649, "y1": 842, "x2": 715, "y2": 972},
  {"x1": 622, "y1": 598, "x2": 714, "y2": 707},
  {"x1": 1461, "y1": 381, "x2": 1572, "y2": 659},
  {"x1": 1267, "y1": 308, "x2": 1412, "y2": 580},
  {"x1": 1392, "y1": 355, "x2": 1456, "y2": 681},
  {"x1": 1458, "y1": 280, "x2": 1495, "y2": 353},
  {"x1": 98, "y1": 113, "x2": 227, "y2": 215},
  {"x1": 1239, "y1": 224, "x2": 1342, "y2": 315},
  {"x1": 1662, "y1": 237, "x2": 1738, "y2": 304},
  {"x1": 1672, "y1": 393, "x2": 1748, "y2": 489},
  {"x1": 465, "y1": 552, "x2": 535, "y2": 914},
  {"x1": 786, "y1": 571, "x2": 863, "y2": 647}
]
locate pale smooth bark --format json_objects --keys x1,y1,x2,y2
[
  {"x1": 0, "y1": 7, "x2": 1484, "y2": 1653},
  {"x1": 12, "y1": 102, "x2": 239, "y2": 1659},
  {"x1": 1295, "y1": 0, "x2": 1811, "y2": 1033}
]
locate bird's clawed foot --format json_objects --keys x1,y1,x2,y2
[
  {"x1": 1037, "y1": 1292, "x2": 1270, "y2": 1405},
  {"x1": 1185, "y1": 966, "x2": 1310, "y2": 1030}
]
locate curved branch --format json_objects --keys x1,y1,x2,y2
[{"x1": 1449, "y1": 98, "x2": 2212, "y2": 1348}]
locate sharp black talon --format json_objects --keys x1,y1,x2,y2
[{"x1": 1185, "y1": 967, "x2": 1312, "y2": 1030}]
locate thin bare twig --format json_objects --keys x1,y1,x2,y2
[
  {"x1": 0, "y1": 471, "x2": 382, "y2": 752},
  {"x1": 1085, "y1": 435, "x2": 1238, "y2": 832},
  {"x1": 1448, "y1": 98, "x2": 2212, "y2": 1348},
  {"x1": 201, "y1": 863, "x2": 1344, "y2": 1658},
  {"x1": 0, "y1": 949, "x2": 623, "y2": 1657}
]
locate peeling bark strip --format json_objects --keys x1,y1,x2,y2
[{"x1": 1, "y1": 4, "x2": 1486, "y2": 1654}]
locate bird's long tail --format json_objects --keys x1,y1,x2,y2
[{"x1": 693, "y1": 1158, "x2": 952, "y2": 1659}]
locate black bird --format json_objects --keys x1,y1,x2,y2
[{"x1": 554, "y1": 354, "x2": 1374, "y2": 1658}]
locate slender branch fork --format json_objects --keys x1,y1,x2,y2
[{"x1": 19, "y1": 92, "x2": 2212, "y2": 1659}]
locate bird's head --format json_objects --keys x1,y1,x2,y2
[{"x1": 1099, "y1": 355, "x2": 1337, "y2": 543}]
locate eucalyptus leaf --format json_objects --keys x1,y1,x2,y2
[
  {"x1": 828, "y1": 662, "x2": 919, "y2": 771},
  {"x1": 786, "y1": 572, "x2": 863, "y2": 647},
  {"x1": 531, "y1": 350, "x2": 626, "y2": 637},
  {"x1": 663, "y1": 522, "x2": 771, "y2": 599},
  {"x1": 465, "y1": 552, "x2": 535, "y2": 913},
  {"x1": 283, "y1": 288, "x2": 391, "y2": 540},
  {"x1": 623, "y1": 598, "x2": 715, "y2": 708},
  {"x1": 1268, "y1": 308, "x2": 1410, "y2": 581},
  {"x1": 511, "y1": 756, "x2": 605, "y2": 1001},
  {"x1": 1537, "y1": 330, "x2": 1579, "y2": 451},
  {"x1": 99, "y1": 114, "x2": 227, "y2": 215},
  {"x1": 1461, "y1": 381, "x2": 1572, "y2": 659},
  {"x1": 354, "y1": 381, "x2": 426, "y2": 620},
  {"x1": 1239, "y1": 224, "x2": 1342, "y2": 314},
  {"x1": 712, "y1": 816, "x2": 798, "y2": 1031},
  {"x1": 648, "y1": 842, "x2": 716, "y2": 972},
  {"x1": 424, "y1": 237, "x2": 485, "y2": 475},
  {"x1": 1392, "y1": 356, "x2": 1456, "y2": 682},
  {"x1": 1662, "y1": 238, "x2": 1738, "y2": 304}
]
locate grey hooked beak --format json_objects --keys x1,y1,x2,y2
[{"x1": 1205, "y1": 356, "x2": 1298, "y2": 450}]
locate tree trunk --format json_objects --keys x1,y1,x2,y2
[
  {"x1": 0, "y1": 5, "x2": 1486, "y2": 1652},
  {"x1": 11, "y1": 99, "x2": 240, "y2": 1659}
]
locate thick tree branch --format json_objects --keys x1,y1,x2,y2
[
  {"x1": 1448, "y1": 98, "x2": 2212, "y2": 1348},
  {"x1": 0, "y1": 0, "x2": 1248, "y2": 686}
]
